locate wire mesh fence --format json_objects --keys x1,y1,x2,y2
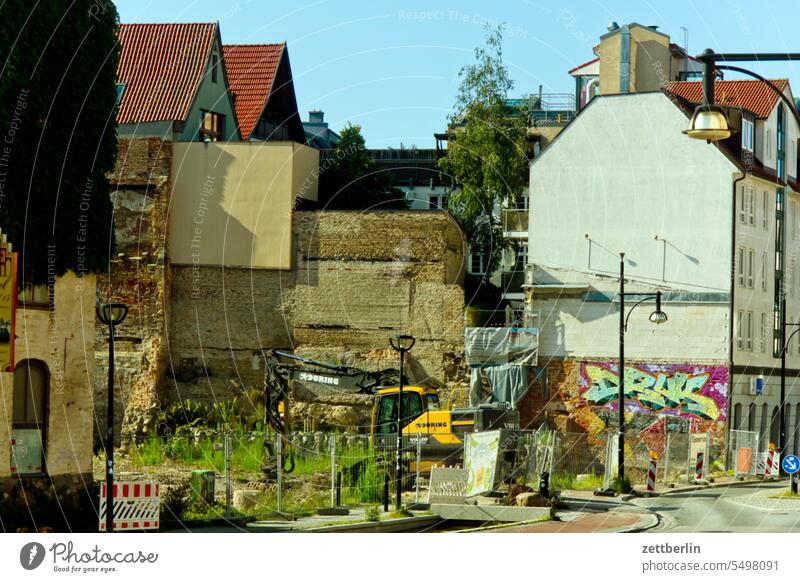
[{"x1": 97, "y1": 420, "x2": 729, "y2": 521}]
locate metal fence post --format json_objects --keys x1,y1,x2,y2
[
  {"x1": 330, "y1": 435, "x2": 336, "y2": 508},
  {"x1": 415, "y1": 433, "x2": 421, "y2": 503},
  {"x1": 224, "y1": 433, "x2": 231, "y2": 518},
  {"x1": 276, "y1": 432, "x2": 283, "y2": 513}
]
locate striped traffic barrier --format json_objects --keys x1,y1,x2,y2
[
  {"x1": 646, "y1": 452, "x2": 657, "y2": 492},
  {"x1": 99, "y1": 481, "x2": 160, "y2": 531},
  {"x1": 695, "y1": 452, "x2": 704, "y2": 481},
  {"x1": 765, "y1": 445, "x2": 776, "y2": 477}
]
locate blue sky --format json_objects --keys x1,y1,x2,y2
[{"x1": 117, "y1": 0, "x2": 800, "y2": 147}]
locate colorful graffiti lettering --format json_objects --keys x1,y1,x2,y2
[{"x1": 580, "y1": 363, "x2": 728, "y2": 421}]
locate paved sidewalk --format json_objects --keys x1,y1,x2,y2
[{"x1": 484, "y1": 511, "x2": 655, "y2": 533}]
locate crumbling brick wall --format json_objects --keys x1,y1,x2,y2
[
  {"x1": 96, "y1": 138, "x2": 171, "y2": 444},
  {"x1": 166, "y1": 210, "x2": 466, "y2": 429}
]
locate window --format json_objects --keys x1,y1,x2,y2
[
  {"x1": 17, "y1": 282, "x2": 50, "y2": 307},
  {"x1": 770, "y1": 405, "x2": 780, "y2": 447},
  {"x1": 747, "y1": 248, "x2": 754, "y2": 288},
  {"x1": 733, "y1": 403, "x2": 742, "y2": 431},
  {"x1": 760, "y1": 312, "x2": 768, "y2": 352},
  {"x1": 740, "y1": 187, "x2": 755, "y2": 225},
  {"x1": 762, "y1": 251, "x2": 768, "y2": 291},
  {"x1": 742, "y1": 116, "x2": 754, "y2": 152},
  {"x1": 470, "y1": 247, "x2": 488, "y2": 275},
  {"x1": 764, "y1": 190, "x2": 770, "y2": 230},
  {"x1": 738, "y1": 247, "x2": 745, "y2": 287},
  {"x1": 745, "y1": 311, "x2": 753, "y2": 351},
  {"x1": 767, "y1": 130, "x2": 773, "y2": 158},
  {"x1": 211, "y1": 53, "x2": 218, "y2": 83},
  {"x1": 748, "y1": 403, "x2": 756, "y2": 432},
  {"x1": 737, "y1": 310, "x2": 746, "y2": 350},
  {"x1": 11, "y1": 360, "x2": 48, "y2": 475},
  {"x1": 760, "y1": 403, "x2": 769, "y2": 442},
  {"x1": 199, "y1": 110, "x2": 224, "y2": 142},
  {"x1": 428, "y1": 193, "x2": 448, "y2": 210}
]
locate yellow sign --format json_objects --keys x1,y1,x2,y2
[{"x1": 0, "y1": 231, "x2": 17, "y2": 372}]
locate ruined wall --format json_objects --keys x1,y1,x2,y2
[
  {"x1": 167, "y1": 210, "x2": 466, "y2": 429},
  {"x1": 95, "y1": 138, "x2": 172, "y2": 443}
]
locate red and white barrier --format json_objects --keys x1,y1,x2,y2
[
  {"x1": 765, "y1": 448, "x2": 775, "y2": 477},
  {"x1": 99, "y1": 481, "x2": 160, "y2": 531},
  {"x1": 646, "y1": 456, "x2": 657, "y2": 492},
  {"x1": 695, "y1": 452, "x2": 704, "y2": 481}
]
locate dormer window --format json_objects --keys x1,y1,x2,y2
[
  {"x1": 199, "y1": 110, "x2": 224, "y2": 142},
  {"x1": 211, "y1": 52, "x2": 218, "y2": 83}
]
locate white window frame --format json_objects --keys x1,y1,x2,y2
[
  {"x1": 738, "y1": 247, "x2": 745, "y2": 287},
  {"x1": 745, "y1": 311, "x2": 753, "y2": 352},
  {"x1": 737, "y1": 310, "x2": 744, "y2": 350},
  {"x1": 761, "y1": 312, "x2": 768, "y2": 352},
  {"x1": 747, "y1": 248, "x2": 755, "y2": 288},
  {"x1": 742, "y1": 117, "x2": 754, "y2": 152},
  {"x1": 764, "y1": 190, "x2": 770, "y2": 230},
  {"x1": 470, "y1": 248, "x2": 487, "y2": 275},
  {"x1": 762, "y1": 251, "x2": 768, "y2": 291}
]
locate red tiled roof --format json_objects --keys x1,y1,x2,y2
[
  {"x1": 223, "y1": 44, "x2": 285, "y2": 138},
  {"x1": 665, "y1": 79, "x2": 789, "y2": 119},
  {"x1": 568, "y1": 57, "x2": 599, "y2": 75},
  {"x1": 116, "y1": 23, "x2": 217, "y2": 124}
]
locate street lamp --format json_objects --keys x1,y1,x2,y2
[
  {"x1": 616, "y1": 253, "x2": 667, "y2": 490},
  {"x1": 97, "y1": 301, "x2": 128, "y2": 532},
  {"x1": 684, "y1": 48, "x2": 800, "y2": 473},
  {"x1": 389, "y1": 333, "x2": 415, "y2": 510}
]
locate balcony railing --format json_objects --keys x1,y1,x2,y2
[
  {"x1": 502, "y1": 209, "x2": 529, "y2": 233},
  {"x1": 465, "y1": 307, "x2": 539, "y2": 329}
]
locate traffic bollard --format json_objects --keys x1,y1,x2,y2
[{"x1": 539, "y1": 471, "x2": 550, "y2": 498}]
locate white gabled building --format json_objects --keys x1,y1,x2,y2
[{"x1": 523, "y1": 60, "x2": 800, "y2": 455}]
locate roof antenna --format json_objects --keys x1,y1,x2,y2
[{"x1": 680, "y1": 26, "x2": 688, "y2": 79}]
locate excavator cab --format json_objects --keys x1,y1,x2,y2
[{"x1": 372, "y1": 387, "x2": 429, "y2": 434}]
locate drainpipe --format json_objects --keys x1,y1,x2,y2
[{"x1": 727, "y1": 172, "x2": 746, "y2": 463}]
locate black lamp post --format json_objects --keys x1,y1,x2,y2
[
  {"x1": 97, "y1": 302, "x2": 128, "y2": 532},
  {"x1": 389, "y1": 333, "x2": 415, "y2": 510},
  {"x1": 617, "y1": 253, "x2": 668, "y2": 488},
  {"x1": 685, "y1": 49, "x2": 800, "y2": 473}
]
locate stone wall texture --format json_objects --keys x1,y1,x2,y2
[
  {"x1": 95, "y1": 138, "x2": 172, "y2": 443},
  {"x1": 167, "y1": 210, "x2": 466, "y2": 429},
  {"x1": 100, "y1": 137, "x2": 467, "y2": 437}
]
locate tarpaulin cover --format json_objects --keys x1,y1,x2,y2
[{"x1": 464, "y1": 327, "x2": 537, "y2": 366}]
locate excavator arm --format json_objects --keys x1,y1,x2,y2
[{"x1": 261, "y1": 350, "x2": 401, "y2": 476}]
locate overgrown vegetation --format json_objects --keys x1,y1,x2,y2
[
  {"x1": 317, "y1": 124, "x2": 409, "y2": 210},
  {"x1": 438, "y1": 25, "x2": 531, "y2": 277},
  {"x1": 0, "y1": 0, "x2": 119, "y2": 283}
]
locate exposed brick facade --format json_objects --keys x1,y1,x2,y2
[{"x1": 101, "y1": 139, "x2": 467, "y2": 436}]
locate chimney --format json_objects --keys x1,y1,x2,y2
[{"x1": 309, "y1": 110, "x2": 325, "y2": 124}]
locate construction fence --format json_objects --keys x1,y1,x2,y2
[{"x1": 104, "y1": 422, "x2": 732, "y2": 523}]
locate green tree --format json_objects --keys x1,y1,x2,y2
[
  {"x1": 0, "y1": 0, "x2": 119, "y2": 284},
  {"x1": 318, "y1": 124, "x2": 408, "y2": 210},
  {"x1": 438, "y1": 25, "x2": 530, "y2": 276}
]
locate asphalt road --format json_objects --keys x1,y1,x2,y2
[{"x1": 635, "y1": 481, "x2": 800, "y2": 532}]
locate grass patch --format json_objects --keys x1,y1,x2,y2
[{"x1": 770, "y1": 491, "x2": 800, "y2": 499}]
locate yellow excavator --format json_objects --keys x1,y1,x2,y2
[{"x1": 263, "y1": 350, "x2": 518, "y2": 475}]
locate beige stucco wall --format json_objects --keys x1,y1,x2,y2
[
  {"x1": 0, "y1": 272, "x2": 96, "y2": 480},
  {"x1": 169, "y1": 141, "x2": 319, "y2": 269},
  {"x1": 599, "y1": 25, "x2": 670, "y2": 95}
]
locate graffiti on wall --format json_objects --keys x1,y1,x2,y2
[{"x1": 579, "y1": 363, "x2": 728, "y2": 422}]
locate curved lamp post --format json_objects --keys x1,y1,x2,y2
[
  {"x1": 684, "y1": 48, "x2": 800, "y2": 473},
  {"x1": 97, "y1": 302, "x2": 128, "y2": 532},
  {"x1": 389, "y1": 333, "x2": 415, "y2": 510},
  {"x1": 617, "y1": 254, "x2": 667, "y2": 488}
]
